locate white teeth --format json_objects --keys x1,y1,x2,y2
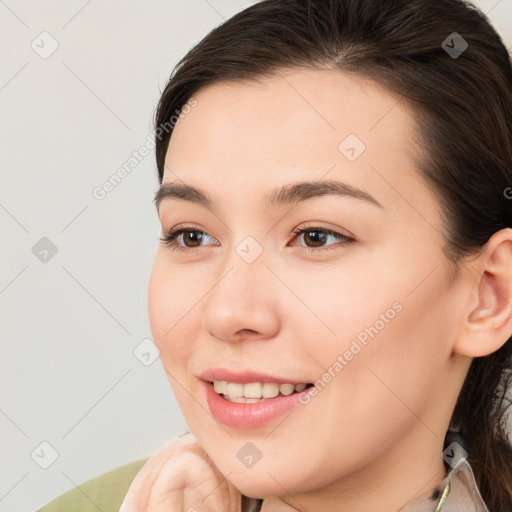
[
  {"x1": 243, "y1": 382, "x2": 263, "y2": 398},
  {"x1": 213, "y1": 380, "x2": 228, "y2": 394},
  {"x1": 227, "y1": 382, "x2": 244, "y2": 398},
  {"x1": 279, "y1": 383, "x2": 295, "y2": 396},
  {"x1": 262, "y1": 382, "x2": 280, "y2": 398},
  {"x1": 211, "y1": 380, "x2": 309, "y2": 400}
]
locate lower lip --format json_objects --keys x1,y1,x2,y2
[{"x1": 203, "y1": 380, "x2": 312, "y2": 429}]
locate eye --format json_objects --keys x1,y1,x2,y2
[
  {"x1": 289, "y1": 224, "x2": 355, "y2": 250},
  {"x1": 159, "y1": 224, "x2": 355, "y2": 252},
  {"x1": 159, "y1": 225, "x2": 218, "y2": 251}
]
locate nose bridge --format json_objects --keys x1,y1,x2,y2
[
  {"x1": 211, "y1": 233, "x2": 269, "y2": 310},
  {"x1": 201, "y1": 232, "x2": 280, "y2": 341},
  {"x1": 216, "y1": 226, "x2": 270, "y2": 287}
]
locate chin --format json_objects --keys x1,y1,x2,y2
[{"x1": 227, "y1": 469, "x2": 302, "y2": 499}]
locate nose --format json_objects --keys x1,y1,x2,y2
[{"x1": 201, "y1": 247, "x2": 281, "y2": 343}]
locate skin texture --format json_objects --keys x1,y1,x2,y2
[
  {"x1": 119, "y1": 433, "x2": 242, "y2": 512},
  {"x1": 145, "y1": 68, "x2": 512, "y2": 512}
]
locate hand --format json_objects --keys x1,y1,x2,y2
[{"x1": 119, "y1": 432, "x2": 242, "y2": 512}]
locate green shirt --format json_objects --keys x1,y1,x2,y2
[{"x1": 36, "y1": 458, "x2": 148, "y2": 512}]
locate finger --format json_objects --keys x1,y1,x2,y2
[
  {"x1": 120, "y1": 434, "x2": 241, "y2": 512},
  {"x1": 120, "y1": 435, "x2": 194, "y2": 511}
]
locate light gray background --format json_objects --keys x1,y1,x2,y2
[{"x1": 1, "y1": 1, "x2": 510, "y2": 511}]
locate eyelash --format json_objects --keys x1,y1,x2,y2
[{"x1": 159, "y1": 224, "x2": 355, "y2": 252}]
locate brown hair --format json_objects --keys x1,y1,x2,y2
[{"x1": 153, "y1": 0, "x2": 512, "y2": 509}]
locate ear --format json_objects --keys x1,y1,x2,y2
[{"x1": 454, "y1": 228, "x2": 512, "y2": 358}]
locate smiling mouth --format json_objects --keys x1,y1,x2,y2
[{"x1": 211, "y1": 380, "x2": 315, "y2": 403}]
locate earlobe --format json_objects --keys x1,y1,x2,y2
[{"x1": 455, "y1": 229, "x2": 512, "y2": 358}]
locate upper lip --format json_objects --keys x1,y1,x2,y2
[{"x1": 199, "y1": 368, "x2": 311, "y2": 385}]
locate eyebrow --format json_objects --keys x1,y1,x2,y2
[{"x1": 153, "y1": 179, "x2": 384, "y2": 214}]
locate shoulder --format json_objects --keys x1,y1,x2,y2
[{"x1": 36, "y1": 458, "x2": 148, "y2": 512}]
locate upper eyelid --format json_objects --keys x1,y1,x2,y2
[
  {"x1": 162, "y1": 219, "x2": 353, "y2": 234},
  {"x1": 163, "y1": 223, "x2": 350, "y2": 238}
]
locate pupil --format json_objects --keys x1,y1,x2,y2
[
  {"x1": 186, "y1": 232, "x2": 202, "y2": 247},
  {"x1": 305, "y1": 230, "x2": 325, "y2": 247}
]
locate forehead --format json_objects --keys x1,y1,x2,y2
[
  {"x1": 165, "y1": 67, "x2": 417, "y2": 171},
  {"x1": 161, "y1": 67, "x2": 438, "y2": 223}
]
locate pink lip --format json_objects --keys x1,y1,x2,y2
[
  {"x1": 198, "y1": 368, "x2": 310, "y2": 385},
  {"x1": 202, "y1": 380, "x2": 312, "y2": 429}
]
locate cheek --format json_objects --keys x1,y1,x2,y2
[
  {"x1": 148, "y1": 264, "x2": 201, "y2": 421},
  {"x1": 326, "y1": 275, "x2": 451, "y2": 438},
  {"x1": 293, "y1": 263, "x2": 449, "y2": 437},
  {"x1": 287, "y1": 264, "x2": 404, "y2": 362},
  {"x1": 147, "y1": 255, "x2": 198, "y2": 370}
]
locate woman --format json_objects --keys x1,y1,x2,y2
[
  {"x1": 39, "y1": 0, "x2": 512, "y2": 511},
  {"x1": 127, "y1": 0, "x2": 512, "y2": 509}
]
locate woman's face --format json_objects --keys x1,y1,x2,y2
[{"x1": 148, "y1": 68, "x2": 469, "y2": 500}]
